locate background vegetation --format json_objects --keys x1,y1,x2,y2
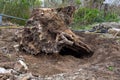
[
  {"x1": 0, "y1": 0, "x2": 120, "y2": 29},
  {"x1": 0, "y1": 0, "x2": 41, "y2": 25},
  {"x1": 73, "y1": 7, "x2": 119, "y2": 30}
]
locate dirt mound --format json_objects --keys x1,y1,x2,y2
[{"x1": 0, "y1": 28, "x2": 120, "y2": 80}]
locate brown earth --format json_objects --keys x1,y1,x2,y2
[{"x1": 0, "y1": 28, "x2": 120, "y2": 80}]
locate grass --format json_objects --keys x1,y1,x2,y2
[
  {"x1": 108, "y1": 66, "x2": 114, "y2": 71},
  {"x1": 0, "y1": 0, "x2": 41, "y2": 25},
  {"x1": 73, "y1": 7, "x2": 120, "y2": 30}
]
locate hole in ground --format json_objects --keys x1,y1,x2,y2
[{"x1": 59, "y1": 46, "x2": 93, "y2": 58}]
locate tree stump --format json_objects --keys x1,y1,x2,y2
[{"x1": 17, "y1": 6, "x2": 93, "y2": 58}]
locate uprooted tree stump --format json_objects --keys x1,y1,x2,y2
[{"x1": 16, "y1": 6, "x2": 93, "y2": 58}]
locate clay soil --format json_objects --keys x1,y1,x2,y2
[{"x1": 0, "y1": 28, "x2": 120, "y2": 80}]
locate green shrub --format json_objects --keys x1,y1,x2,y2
[
  {"x1": 73, "y1": 7, "x2": 119, "y2": 30},
  {"x1": 0, "y1": 0, "x2": 41, "y2": 25},
  {"x1": 75, "y1": 0, "x2": 81, "y2": 5},
  {"x1": 104, "y1": 12, "x2": 118, "y2": 22},
  {"x1": 74, "y1": 8, "x2": 100, "y2": 25}
]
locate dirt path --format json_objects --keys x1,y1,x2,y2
[{"x1": 0, "y1": 28, "x2": 120, "y2": 80}]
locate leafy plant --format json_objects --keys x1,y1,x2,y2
[
  {"x1": 75, "y1": 0, "x2": 81, "y2": 5},
  {"x1": 74, "y1": 8, "x2": 100, "y2": 25},
  {"x1": 108, "y1": 66, "x2": 114, "y2": 71},
  {"x1": 0, "y1": 0, "x2": 41, "y2": 25},
  {"x1": 72, "y1": 7, "x2": 119, "y2": 30}
]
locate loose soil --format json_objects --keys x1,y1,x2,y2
[{"x1": 0, "y1": 28, "x2": 120, "y2": 80}]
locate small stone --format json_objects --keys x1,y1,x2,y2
[
  {"x1": 14, "y1": 60, "x2": 28, "y2": 73},
  {"x1": 13, "y1": 44, "x2": 19, "y2": 51},
  {"x1": 0, "y1": 67, "x2": 12, "y2": 74}
]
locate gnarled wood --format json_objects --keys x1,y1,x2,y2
[{"x1": 16, "y1": 6, "x2": 93, "y2": 58}]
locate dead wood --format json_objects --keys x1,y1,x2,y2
[{"x1": 16, "y1": 6, "x2": 93, "y2": 58}]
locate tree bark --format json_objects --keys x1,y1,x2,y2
[{"x1": 16, "y1": 6, "x2": 93, "y2": 58}]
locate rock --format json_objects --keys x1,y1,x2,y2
[
  {"x1": 16, "y1": 73, "x2": 33, "y2": 80},
  {"x1": 14, "y1": 60, "x2": 28, "y2": 73},
  {"x1": 90, "y1": 22, "x2": 120, "y2": 33},
  {"x1": 0, "y1": 67, "x2": 12, "y2": 74},
  {"x1": 0, "y1": 67, "x2": 15, "y2": 80},
  {"x1": 0, "y1": 47, "x2": 9, "y2": 54},
  {"x1": 13, "y1": 44, "x2": 19, "y2": 51},
  {"x1": 0, "y1": 68, "x2": 9, "y2": 74},
  {"x1": 0, "y1": 74, "x2": 15, "y2": 80},
  {"x1": 108, "y1": 28, "x2": 120, "y2": 36},
  {"x1": 94, "y1": 22, "x2": 120, "y2": 28}
]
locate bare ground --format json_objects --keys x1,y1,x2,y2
[{"x1": 0, "y1": 28, "x2": 120, "y2": 80}]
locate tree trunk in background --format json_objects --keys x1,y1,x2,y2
[{"x1": 104, "y1": 3, "x2": 108, "y2": 17}]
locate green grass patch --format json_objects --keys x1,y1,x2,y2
[
  {"x1": 108, "y1": 66, "x2": 114, "y2": 71},
  {"x1": 0, "y1": 0, "x2": 41, "y2": 25}
]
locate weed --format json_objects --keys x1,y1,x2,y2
[{"x1": 108, "y1": 66, "x2": 114, "y2": 71}]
